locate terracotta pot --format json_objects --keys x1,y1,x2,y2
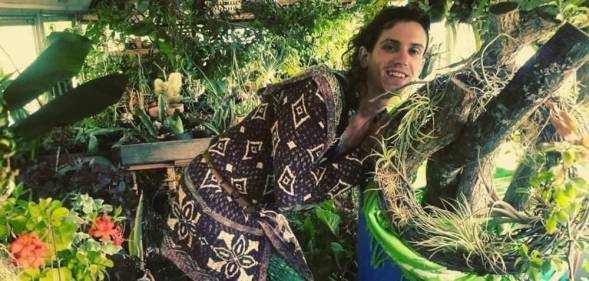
[
  {"x1": 147, "y1": 103, "x2": 159, "y2": 118},
  {"x1": 134, "y1": 38, "x2": 143, "y2": 49},
  {"x1": 166, "y1": 103, "x2": 184, "y2": 116}
]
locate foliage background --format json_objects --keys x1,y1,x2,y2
[{"x1": 2, "y1": 0, "x2": 589, "y2": 279}]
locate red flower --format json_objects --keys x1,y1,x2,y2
[
  {"x1": 89, "y1": 215, "x2": 124, "y2": 246},
  {"x1": 111, "y1": 225, "x2": 124, "y2": 246},
  {"x1": 8, "y1": 233, "x2": 49, "y2": 268}
]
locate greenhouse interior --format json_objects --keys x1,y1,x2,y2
[{"x1": 1, "y1": 0, "x2": 589, "y2": 280}]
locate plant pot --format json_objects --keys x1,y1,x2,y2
[
  {"x1": 116, "y1": 137, "x2": 212, "y2": 169},
  {"x1": 174, "y1": 131, "x2": 193, "y2": 140},
  {"x1": 147, "y1": 102, "x2": 159, "y2": 118},
  {"x1": 166, "y1": 103, "x2": 184, "y2": 116},
  {"x1": 360, "y1": 189, "x2": 568, "y2": 280},
  {"x1": 147, "y1": 102, "x2": 184, "y2": 117}
]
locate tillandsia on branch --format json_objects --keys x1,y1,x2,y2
[
  {"x1": 373, "y1": 23, "x2": 589, "y2": 276},
  {"x1": 425, "y1": 23, "x2": 589, "y2": 211},
  {"x1": 490, "y1": 200, "x2": 531, "y2": 223}
]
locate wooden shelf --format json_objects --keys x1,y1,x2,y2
[
  {"x1": 109, "y1": 48, "x2": 155, "y2": 56},
  {"x1": 116, "y1": 138, "x2": 211, "y2": 168},
  {"x1": 78, "y1": 12, "x2": 98, "y2": 23},
  {"x1": 229, "y1": 12, "x2": 255, "y2": 21}
]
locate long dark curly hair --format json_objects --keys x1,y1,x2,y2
[{"x1": 344, "y1": 6, "x2": 431, "y2": 95}]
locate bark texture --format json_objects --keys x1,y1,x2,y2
[
  {"x1": 377, "y1": 22, "x2": 589, "y2": 273},
  {"x1": 422, "y1": 23, "x2": 589, "y2": 212}
]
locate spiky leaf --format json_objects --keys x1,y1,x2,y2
[
  {"x1": 11, "y1": 74, "x2": 127, "y2": 139},
  {"x1": 3, "y1": 32, "x2": 92, "y2": 110}
]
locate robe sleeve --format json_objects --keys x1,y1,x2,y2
[{"x1": 268, "y1": 70, "x2": 367, "y2": 211}]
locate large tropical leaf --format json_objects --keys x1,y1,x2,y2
[
  {"x1": 11, "y1": 74, "x2": 128, "y2": 139},
  {"x1": 3, "y1": 32, "x2": 92, "y2": 110}
]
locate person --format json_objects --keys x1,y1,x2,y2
[{"x1": 161, "y1": 6, "x2": 430, "y2": 281}]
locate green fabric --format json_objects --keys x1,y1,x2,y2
[
  {"x1": 267, "y1": 253, "x2": 305, "y2": 281},
  {"x1": 362, "y1": 186, "x2": 502, "y2": 281},
  {"x1": 369, "y1": 229, "x2": 389, "y2": 268}
]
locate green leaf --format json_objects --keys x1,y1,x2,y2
[
  {"x1": 541, "y1": 259, "x2": 552, "y2": 273},
  {"x1": 545, "y1": 216, "x2": 558, "y2": 234},
  {"x1": 572, "y1": 177, "x2": 588, "y2": 193},
  {"x1": 101, "y1": 242, "x2": 122, "y2": 255},
  {"x1": 51, "y1": 219, "x2": 77, "y2": 252},
  {"x1": 11, "y1": 74, "x2": 128, "y2": 140},
  {"x1": 529, "y1": 267, "x2": 541, "y2": 281},
  {"x1": 318, "y1": 199, "x2": 336, "y2": 213},
  {"x1": 20, "y1": 268, "x2": 41, "y2": 280},
  {"x1": 135, "y1": 106, "x2": 157, "y2": 138},
  {"x1": 88, "y1": 134, "x2": 98, "y2": 153},
  {"x1": 530, "y1": 250, "x2": 543, "y2": 266},
  {"x1": 564, "y1": 182, "x2": 578, "y2": 198},
  {"x1": 567, "y1": 202, "x2": 582, "y2": 217},
  {"x1": 28, "y1": 203, "x2": 42, "y2": 218},
  {"x1": 3, "y1": 32, "x2": 92, "y2": 110},
  {"x1": 157, "y1": 40, "x2": 175, "y2": 63},
  {"x1": 113, "y1": 206, "x2": 123, "y2": 221},
  {"x1": 529, "y1": 175, "x2": 542, "y2": 187},
  {"x1": 9, "y1": 214, "x2": 27, "y2": 233},
  {"x1": 0, "y1": 218, "x2": 6, "y2": 240},
  {"x1": 38, "y1": 198, "x2": 51, "y2": 210},
  {"x1": 315, "y1": 207, "x2": 340, "y2": 237},
  {"x1": 39, "y1": 267, "x2": 73, "y2": 281},
  {"x1": 521, "y1": 244, "x2": 529, "y2": 257},
  {"x1": 127, "y1": 22, "x2": 155, "y2": 36},
  {"x1": 518, "y1": 0, "x2": 538, "y2": 12},
  {"x1": 330, "y1": 241, "x2": 345, "y2": 259},
  {"x1": 97, "y1": 201, "x2": 110, "y2": 214},
  {"x1": 79, "y1": 194, "x2": 95, "y2": 215},
  {"x1": 537, "y1": 4, "x2": 559, "y2": 19},
  {"x1": 555, "y1": 210, "x2": 569, "y2": 224},
  {"x1": 495, "y1": 167, "x2": 515, "y2": 178},
  {"x1": 173, "y1": 116, "x2": 184, "y2": 135},
  {"x1": 553, "y1": 189, "x2": 569, "y2": 209},
  {"x1": 158, "y1": 94, "x2": 166, "y2": 121},
  {"x1": 129, "y1": 192, "x2": 144, "y2": 260},
  {"x1": 50, "y1": 207, "x2": 69, "y2": 227},
  {"x1": 330, "y1": 242, "x2": 345, "y2": 267},
  {"x1": 94, "y1": 198, "x2": 105, "y2": 209},
  {"x1": 472, "y1": 27, "x2": 482, "y2": 53},
  {"x1": 563, "y1": 150, "x2": 575, "y2": 166},
  {"x1": 302, "y1": 217, "x2": 316, "y2": 238}
]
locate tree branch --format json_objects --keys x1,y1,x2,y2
[{"x1": 424, "y1": 23, "x2": 589, "y2": 211}]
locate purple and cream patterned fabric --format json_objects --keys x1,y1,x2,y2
[{"x1": 162, "y1": 66, "x2": 370, "y2": 281}]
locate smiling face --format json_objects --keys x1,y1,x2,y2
[{"x1": 360, "y1": 21, "x2": 427, "y2": 97}]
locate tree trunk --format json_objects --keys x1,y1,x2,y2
[
  {"x1": 503, "y1": 71, "x2": 589, "y2": 210},
  {"x1": 577, "y1": 62, "x2": 589, "y2": 105},
  {"x1": 421, "y1": 5, "x2": 561, "y2": 210},
  {"x1": 422, "y1": 23, "x2": 589, "y2": 212}
]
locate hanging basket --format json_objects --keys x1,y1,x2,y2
[{"x1": 362, "y1": 188, "x2": 568, "y2": 281}]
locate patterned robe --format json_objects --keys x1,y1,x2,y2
[{"x1": 162, "y1": 67, "x2": 371, "y2": 281}]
